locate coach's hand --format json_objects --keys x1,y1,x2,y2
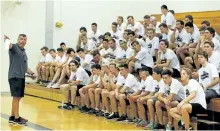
[
  {"x1": 30, "y1": 74, "x2": 37, "y2": 80},
  {"x1": 4, "y1": 35, "x2": 10, "y2": 42}
]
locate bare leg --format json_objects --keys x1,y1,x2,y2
[
  {"x1": 95, "y1": 88, "x2": 102, "y2": 110},
  {"x1": 88, "y1": 88, "x2": 95, "y2": 109}
]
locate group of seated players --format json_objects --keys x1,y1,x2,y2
[{"x1": 35, "y1": 4, "x2": 220, "y2": 130}]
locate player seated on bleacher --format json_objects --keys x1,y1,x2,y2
[
  {"x1": 170, "y1": 68, "x2": 207, "y2": 130},
  {"x1": 79, "y1": 64, "x2": 101, "y2": 113},
  {"x1": 114, "y1": 64, "x2": 140, "y2": 121},
  {"x1": 160, "y1": 5, "x2": 176, "y2": 30},
  {"x1": 127, "y1": 67, "x2": 153, "y2": 124},
  {"x1": 170, "y1": 20, "x2": 189, "y2": 50},
  {"x1": 115, "y1": 40, "x2": 133, "y2": 64},
  {"x1": 126, "y1": 16, "x2": 145, "y2": 38},
  {"x1": 58, "y1": 59, "x2": 89, "y2": 110},
  {"x1": 99, "y1": 39, "x2": 113, "y2": 58},
  {"x1": 155, "y1": 69, "x2": 185, "y2": 130},
  {"x1": 122, "y1": 29, "x2": 129, "y2": 43},
  {"x1": 87, "y1": 63, "x2": 109, "y2": 114},
  {"x1": 143, "y1": 67, "x2": 165, "y2": 130},
  {"x1": 110, "y1": 22, "x2": 123, "y2": 42},
  {"x1": 149, "y1": 16, "x2": 161, "y2": 35},
  {"x1": 60, "y1": 42, "x2": 68, "y2": 53},
  {"x1": 76, "y1": 48, "x2": 93, "y2": 76},
  {"x1": 197, "y1": 51, "x2": 220, "y2": 103},
  {"x1": 159, "y1": 23, "x2": 173, "y2": 44},
  {"x1": 76, "y1": 27, "x2": 87, "y2": 50},
  {"x1": 107, "y1": 38, "x2": 121, "y2": 60},
  {"x1": 176, "y1": 22, "x2": 200, "y2": 66},
  {"x1": 127, "y1": 41, "x2": 154, "y2": 74},
  {"x1": 144, "y1": 28, "x2": 160, "y2": 62},
  {"x1": 117, "y1": 16, "x2": 126, "y2": 32},
  {"x1": 184, "y1": 15, "x2": 199, "y2": 31},
  {"x1": 154, "y1": 39, "x2": 181, "y2": 78},
  {"x1": 47, "y1": 48, "x2": 68, "y2": 88},
  {"x1": 36, "y1": 46, "x2": 51, "y2": 84}
]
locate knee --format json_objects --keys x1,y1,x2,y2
[
  {"x1": 185, "y1": 57, "x2": 191, "y2": 63},
  {"x1": 95, "y1": 88, "x2": 101, "y2": 94},
  {"x1": 109, "y1": 92, "x2": 115, "y2": 97},
  {"x1": 155, "y1": 100, "x2": 161, "y2": 108},
  {"x1": 147, "y1": 99, "x2": 153, "y2": 106},
  {"x1": 88, "y1": 88, "x2": 94, "y2": 93}
]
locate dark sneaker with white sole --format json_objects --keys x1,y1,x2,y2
[{"x1": 14, "y1": 117, "x2": 27, "y2": 125}]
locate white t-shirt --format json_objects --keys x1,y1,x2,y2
[
  {"x1": 188, "y1": 30, "x2": 200, "y2": 44},
  {"x1": 87, "y1": 30, "x2": 102, "y2": 44},
  {"x1": 135, "y1": 47, "x2": 154, "y2": 68},
  {"x1": 212, "y1": 38, "x2": 220, "y2": 54},
  {"x1": 214, "y1": 32, "x2": 220, "y2": 42},
  {"x1": 113, "y1": 47, "x2": 122, "y2": 59},
  {"x1": 184, "y1": 79, "x2": 207, "y2": 109},
  {"x1": 117, "y1": 23, "x2": 126, "y2": 32},
  {"x1": 155, "y1": 22, "x2": 161, "y2": 33},
  {"x1": 161, "y1": 12, "x2": 176, "y2": 29},
  {"x1": 80, "y1": 54, "x2": 93, "y2": 71},
  {"x1": 115, "y1": 72, "x2": 126, "y2": 86},
  {"x1": 75, "y1": 67, "x2": 90, "y2": 85},
  {"x1": 127, "y1": 22, "x2": 145, "y2": 36},
  {"x1": 138, "y1": 76, "x2": 154, "y2": 92},
  {"x1": 209, "y1": 51, "x2": 220, "y2": 73},
  {"x1": 88, "y1": 39, "x2": 97, "y2": 51},
  {"x1": 80, "y1": 42, "x2": 88, "y2": 51},
  {"x1": 99, "y1": 48, "x2": 113, "y2": 57},
  {"x1": 119, "y1": 47, "x2": 134, "y2": 59},
  {"x1": 145, "y1": 37, "x2": 160, "y2": 56},
  {"x1": 47, "y1": 55, "x2": 60, "y2": 62},
  {"x1": 174, "y1": 29, "x2": 190, "y2": 46},
  {"x1": 40, "y1": 53, "x2": 51, "y2": 63},
  {"x1": 69, "y1": 71, "x2": 77, "y2": 81},
  {"x1": 152, "y1": 79, "x2": 165, "y2": 93},
  {"x1": 162, "y1": 30, "x2": 173, "y2": 43},
  {"x1": 110, "y1": 30, "x2": 123, "y2": 41},
  {"x1": 159, "y1": 78, "x2": 186, "y2": 100},
  {"x1": 99, "y1": 58, "x2": 110, "y2": 66},
  {"x1": 160, "y1": 49, "x2": 180, "y2": 71},
  {"x1": 193, "y1": 24, "x2": 199, "y2": 31},
  {"x1": 58, "y1": 54, "x2": 67, "y2": 63},
  {"x1": 124, "y1": 73, "x2": 140, "y2": 92},
  {"x1": 198, "y1": 63, "x2": 220, "y2": 95}
]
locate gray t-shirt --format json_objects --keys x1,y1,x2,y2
[{"x1": 8, "y1": 44, "x2": 28, "y2": 79}]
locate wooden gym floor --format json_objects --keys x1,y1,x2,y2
[{"x1": 0, "y1": 94, "x2": 143, "y2": 130}]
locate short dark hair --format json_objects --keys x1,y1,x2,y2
[
  {"x1": 67, "y1": 48, "x2": 75, "y2": 54},
  {"x1": 161, "y1": 69, "x2": 172, "y2": 76},
  {"x1": 60, "y1": 42, "x2": 66, "y2": 46},
  {"x1": 204, "y1": 41, "x2": 215, "y2": 48},
  {"x1": 159, "y1": 39, "x2": 169, "y2": 48},
  {"x1": 139, "y1": 66, "x2": 149, "y2": 74},
  {"x1": 79, "y1": 27, "x2": 87, "y2": 32},
  {"x1": 176, "y1": 20, "x2": 184, "y2": 25},
  {"x1": 109, "y1": 38, "x2": 116, "y2": 43},
  {"x1": 206, "y1": 27, "x2": 215, "y2": 37},
  {"x1": 92, "y1": 50, "x2": 100, "y2": 56},
  {"x1": 104, "y1": 32, "x2": 111, "y2": 37},
  {"x1": 199, "y1": 26, "x2": 207, "y2": 31},
  {"x1": 18, "y1": 34, "x2": 27, "y2": 38},
  {"x1": 57, "y1": 48, "x2": 64, "y2": 52},
  {"x1": 91, "y1": 23, "x2": 97, "y2": 27},
  {"x1": 41, "y1": 46, "x2": 49, "y2": 51},
  {"x1": 69, "y1": 60, "x2": 80, "y2": 68},
  {"x1": 49, "y1": 49, "x2": 56, "y2": 53},
  {"x1": 91, "y1": 64, "x2": 101, "y2": 70},
  {"x1": 161, "y1": 5, "x2": 168, "y2": 10},
  {"x1": 118, "y1": 63, "x2": 128, "y2": 69},
  {"x1": 185, "y1": 15, "x2": 193, "y2": 23},
  {"x1": 185, "y1": 22, "x2": 194, "y2": 28},
  {"x1": 127, "y1": 30, "x2": 135, "y2": 36},
  {"x1": 198, "y1": 51, "x2": 209, "y2": 61},
  {"x1": 127, "y1": 16, "x2": 134, "y2": 19},
  {"x1": 153, "y1": 67, "x2": 163, "y2": 75},
  {"x1": 118, "y1": 16, "x2": 124, "y2": 22},
  {"x1": 159, "y1": 23, "x2": 168, "y2": 28},
  {"x1": 98, "y1": 35, "x2": 104, "y2": 40},
  {"x1": 112, "y1": 22, "x2": 118, "y2": 27},
  {"x1": 76, "y1": 48, "x2": 84, "y2": 53},
  {"x1": 131, "y1": 41, "x2": 140, "y2": 46},
  {"x1": 103, "y1": 39, "x2": 109, "y2": 42},
  {"x1": 201, "y1": 20, "x2": 210, "y2": 26},
  {"x1": 144, "y1": 15, "x2": 150, "y2": 19},
  {"x1": 169, "y1": 10, "x2": 175, "y2": 15}
]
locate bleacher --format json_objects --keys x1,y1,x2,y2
[{"x1": 25, "y1": 10, "x2": 220, "y2": 130}]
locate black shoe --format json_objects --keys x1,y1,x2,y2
[
  {"x1": 14, "y1": 117, "x2": 27, "y2": 125},
  {"x1": 104, "y1": 112, "x2": 110, "y2": 117},
  {"x1": 154, "y1": 123, "x2": 165, "y2": 129},
  {"x1": 106, "y1": 112, "x2": 119, "y2": 119},
  {"x1": 58, "y1": 103, "x2": 73, "y2": 110},
  {"x1": 9, "y1": 116, "x2": 15, "y2": 123},
  {"x1": 116, "y1": 114, "x2": 127, "y2": 121},
  {"x1": 82, "y1": 107, "x2": 91, "y2": 113},
  {"x1": 36, "y1": 79, "x2": 41, "y2": 84},
  {"x1": 95, "y1": 110, "x2": 104, "y2": 116},
  {"x1": 88, "y1": 109, "x2": 96, "y2": 114}
]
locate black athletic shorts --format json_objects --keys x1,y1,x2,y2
[
  {"x1": 140, "y1": 64, "x2": 153, "y2": 75},
  {"x1": 190, "y1": 103, "x2": 206, "y2": 117},
  {"x1": 172, "y1": 68, "x2": 181, "y2": 78},
  {"x1": 9, "y1": 78, "x2": 25, "y2": 97},
  {"x1": 76, "y1": 85, "x2": 85, "y2": 96},
  {"x1": 85, "y1": 70, "x2": 91, "y2": 76}
]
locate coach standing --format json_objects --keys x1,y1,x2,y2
[{"x1": 4, "y1": 34, "x2": 36, "y2": 125}]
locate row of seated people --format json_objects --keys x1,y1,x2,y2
[{"x1": 35, "y1": 40, "x2": 220, "y2": 130}]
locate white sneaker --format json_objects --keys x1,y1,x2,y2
[
  {"x1": 47, "y1": 82, "x2": 54, "y2": 88},
  {"x1": 51, "y1": 83, "x2": 60, "y2": 88}
]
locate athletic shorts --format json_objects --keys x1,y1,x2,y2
[
  {"x1": 190, "y1": 103, "x2": 206, "y2": 117},
  {"x1": 9, "y1": 78, "x2": 25, "y2": 97},
  {"x1": 135, "y1": 63, "x2": 152, "y2": 75},
  {"x1": 172, "y1": 68, "x2": 181, "y2": 78},
  {"x1": 76, "y1": 85, "x2": 85, "y2": 96}
]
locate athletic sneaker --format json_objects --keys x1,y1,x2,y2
[
  {"x1": 51, "y1": 83, "x2": 60, "y2": 88},
  {"x1": 103, "y1": 112, "x2": 110, "y2": 117},
  {"x1": 95, "y1": 110, "x2": 104, "y2": 116},
  {"x1": 47, "y1": 82, "x2": 54, "y2": 88},
  {"x1": 116, "y1": 114, "x2": 127, "y2": 121},
  {"x1": 9, "y1": 116, "x2": 28, "y2": 123},
  {"x1": 144, "y1": 121, "x2": 155, "y2": 130},
  {"x1": 136, "y1": 120, "x2": 148, "y2": 127},
  {"x1": 14, "y1": 117, "x2": 27, "y2": 125},
  {"x1": 36, "y1": 79, "x2": 41, "y2": 84},
  {"x1": 106, "y1": 112, "x2": 119, "y2": 119},
  {"x1": 166, "y1": 123, "x2": 172, "y2": 131},
  {"x1": 154, "y1": 123, "x2": 165, "y2": 129},
  {"x1": 88, "y1": 109, "x2": 96, "y2": 114}
]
